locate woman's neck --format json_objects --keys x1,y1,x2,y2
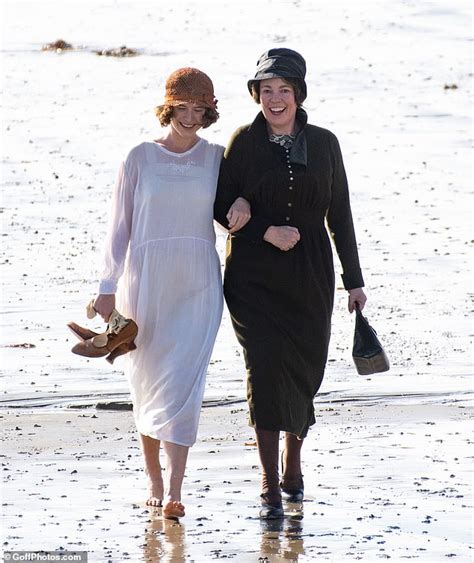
[{"x1": 155, "y1": 131, "x2": 200, "y2": 154}]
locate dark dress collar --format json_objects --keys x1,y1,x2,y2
[{"x1": 248, "y1": 108, "x2": 308, "y2": 167}]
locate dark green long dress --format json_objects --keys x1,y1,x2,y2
[{"x1": 214, "y1": 109, "x2": 364, "y2": 438}]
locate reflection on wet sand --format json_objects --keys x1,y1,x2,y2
[
  {"x1": 142, "y1": 509, "x2": 186, "y2": 562},
  {"x1": 140, "y1": 506, "x2": 306, "y2": 561},
  {"x1": 260, "y1": 511, "x2": 305, "y2": 561}
]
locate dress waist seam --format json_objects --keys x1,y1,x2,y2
[{"x1": 131, "y1": 236, "x2": 214, "y2": 253}]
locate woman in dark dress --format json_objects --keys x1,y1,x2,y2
[{"x1": 214, "y1": 48, "x2": 367, "y2": 519}]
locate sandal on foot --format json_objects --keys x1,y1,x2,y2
[{"x1": 163, "y1": 500, "x2": 185, "y2": 520}]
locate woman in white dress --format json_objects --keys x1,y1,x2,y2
[{"x1": 92, "y1": 68, "x2": 250, "y2": 519}]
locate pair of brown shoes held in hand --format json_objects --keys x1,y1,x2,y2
[{"x1": 68, "y1": 302, "x2": 138, "y2": 364}]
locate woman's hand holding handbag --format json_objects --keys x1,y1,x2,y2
[{"x1": 352, "y1": 304, "x2": 390, "y2": 375}]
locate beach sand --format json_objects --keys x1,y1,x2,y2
[{"x1": 2, "y1": 394, "x2": 472, "y2": 562}]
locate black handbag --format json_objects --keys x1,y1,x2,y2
[{"x1": 352, "y1": 306, "x2": 390, "y2": 375}]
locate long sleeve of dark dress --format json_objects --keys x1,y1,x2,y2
[
  {"x1": 214, "y1": 128, "x2": 273, "y2": 243},
  {"x1": 325, "y1": 133, "x2": 364, "y2": 290}
]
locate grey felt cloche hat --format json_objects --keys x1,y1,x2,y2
[{"x1": 247, "y1": 48, "x2": 307, "y2": 100}]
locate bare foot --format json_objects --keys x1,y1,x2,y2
[
  {"x1": 145, "y1": 476, "x2": 164, "y2": 507},
  {"x1": 163, "y1": 500, "x2": 185, "y2": 520}
]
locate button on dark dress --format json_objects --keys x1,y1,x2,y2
[{"x1": 214, "y1": 109, "x2": 364, "y2": 438}]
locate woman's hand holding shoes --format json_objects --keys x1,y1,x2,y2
[
  {"x1": 264, "y1": 225, "x2": 300, "y2": 251},
  {"x1": 93, "y1": 294, "x2": 116, "y2": 322}
]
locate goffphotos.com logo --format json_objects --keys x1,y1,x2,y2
[{"x1": 3, "y1": 552, "x2": 87, "y2": 562}]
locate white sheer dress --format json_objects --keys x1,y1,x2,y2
[{"x1": 99, "y1": 139, "x2": 224, "y2": 446}]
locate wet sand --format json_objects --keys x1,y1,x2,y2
[{"x1": 2, "y1": 393, "x2": 472, "y2": 561}]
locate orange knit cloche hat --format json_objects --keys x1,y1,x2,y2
[{"x1": 164, "y1": 67, "x2": 217, "y2": 109}]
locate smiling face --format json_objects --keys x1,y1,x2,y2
[
  {"x1": 170, "y1": 102, "x2": 206, "y2": 140},
  {"x1": 259, "y1": 78, "x2": 298, "y2": 135}
]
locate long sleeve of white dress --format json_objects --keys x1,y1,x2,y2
[{"x1": 98, "y1": 160, "x2": 136, "y2": 294}]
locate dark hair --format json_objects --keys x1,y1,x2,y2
[
  {"x1": 154, "y1": 103, "x2": 219, "y2": 129},
  {"x1": 250, "y1": 77, "x2": 305, "y2": 107}
]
